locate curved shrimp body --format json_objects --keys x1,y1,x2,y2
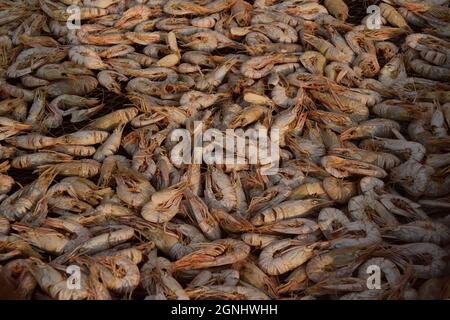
[
  {"x1": 97, "y1": 70, "x2": 128, "y2": 94},
  {"x1": 321, "y1": 155, "x2": 387, "y2": 179},
  {"x1": 362, "y1": 137, "x2": 426, "y2": 162},
  {"x1": 173, "y1": 238, "x2": 250, "y2": 270},
  {"x1": 329, "y1": 221, "x2": 382, "y2": 249},
  {"x1": 6, "y1": 47, "x2": 67, "y2": 78},
  {"x1": 256, "y1": 217, "x2": 320, "y2": 236},
  {"x1": 0, "y1": 169, "x2": 55, "y2": 221},
  {"x1": 250, "y1": 199, "x2": 332, "y2": 226},
  {"x1": 331, "y1": 147, "x2": 401, "y2": 170},
  {"x1": 348, "y1": 195, "x2": 399, "y2": 227},
  {"x1": 382, "y1": 221, "x2": 450, "y2": 245},
  {"x1": 258, "y1": 239, "x2": 318, "y2": 275},
  {"x1": 5, "y1": 134, "x2": 59, "y2": 150},
  {"x1": 196, "y1": 57, "x2": 238, "y2": 91},
  {"x1": 141, "y1": 182, "x2": 185, "y2": 223},
  {"x1": 93, "y1": 125, "x2": 125, "y2": 161},
  {"x1": 322, "y1": 177, "x2": 357, "y2": 204},
  {"x1": 72, "y1": 226, "x2": 135, "y2": 257},
  {"x1": 58, "y1": 131, "x2": 109, "y2": 146},
  {"x1": 86, "y1": 107, "x2": 138, "y2": 131},
  {"x1": 27, "y1": 258, "x2": 88, "y2": 300},
  {"x1": 237, "y1": 260, "x2": 278, "y2": 298},
  {"x1": 309, "y1": 89, "x2": 371, "y2": 122},
  {"x1": 318, "y1": 208, "x2": 350, "y2": 240},
  {"x1": 46, "y1": 76, "x2": 99, "y2": 97},
  {"x1": 114, "y1": 164, "x2": 155, "y2": 207},
  {"x1": 306, "y1": 247, "x2": 369, "y2": 283},
  {"x1": 390, "y1": 159, "x2": 434, "y2": 197},
  {"x1": 240, "y1": 54, "x2": 284, "y2": 79},
  {"x1": 204, "y1": 167, "x2": 237, "y2": 212},
  {"x1": 11, "y1": 224, "x2": 69, "y2": 255},
  {"x1": 92, "y1": 255, "x2": 140, "y2": 294},
  {"x1": 405, "y1": 33, "x2": 450, "y2": 62},
  {"x1": 324, "y1": 0, "x2": 349, "y2": 21},
  {"x1": 394, "y1": 243, "x2": 447, "y2": 279},
  {"x1": 241, "y1": 233, "x2": 282, "y2": 249},
  {"x1": 340, "y1": 118, "x2": 400, "y2": 141},
  {"x1": 357, "y1": 257, "x2": 402, "y2": 290},
  {"x1": 69, "y1": 46, "x2": 108, "y2": 70},
  {"x1": 303, "y1": 33, "x2": 351, "y2": 63},
  {"x1": 184, "y1": 190, "x2": 221, "y2": 240},
  {"x1": 407, "y1": 57, "x2": 450, "y2": 81}
]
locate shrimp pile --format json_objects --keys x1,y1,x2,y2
[{"x1": 1, "y1": 0, "x2": 450, "y2": 300}]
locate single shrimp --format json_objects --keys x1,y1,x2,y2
[
  {"x1": 97, "y1": 70, "x2": 128, "y2": 94},
  {"x1": 27, "y1": 258, "x2": 88, "y2": 300},
  {"x1": 204, "y1": 167, "x2": 237, "y2": 212},
  {"x1": 393, "y1": 243, "x2": 447, "y2": 279},
  {"x1": 141, "y1": 181, "x2": 186, "y2": 223},
  {"x1": 322, "y1": 177, "x2": 357, "y2": 204},
  {"x1": 196, "y1": 57, "x2": 238, "y2": 91},
  {"x1": 93, "y1": 125, "x2": 125, "y2": 161},
  {"x1": 340, "y1": 118, "x2": 400, "y2": 141},
  {"x1": 348, "y1": 194, "x2": 399, "y2": 227},
  {"x1": 11, "y1": 151, "x2": 72, "y2": 169},
  {"x1": 306, "y1": 247, "x2": 371, "y2": 283},
  {"x1": 240, "y1": 54, "x2": 284, "y2": 79},
  {"x1": 90, "y1": 255, "x2": 140, "y2": 294},
  {"x1": 318, "y1": 207, "x2": 350, "y2": 240},
  {"x1": 327, "y1": 221, "x2": 382, "y2": 249},
  {"x1": 172, "y1": 238, "x2": 250, "y2": 270},
  {"x1": 321, "y1": 155, "x2": 387, "y2": 178},
  {"x1": 258, "y1": 239, "x2": 319, "y2": 275},
  {"x1": 184, "y1": 189, "x2": 221, "y2": 240},
  {"x1": 250, "y1": 198, "x2": 332, "y2": 226},
  {"x1": 382, "y1": 221, "x2": 450, "y2": 245}
]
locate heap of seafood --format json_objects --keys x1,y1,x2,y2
[{"x1": 0, "y1": 0, "x2": 450, "y2": 300}]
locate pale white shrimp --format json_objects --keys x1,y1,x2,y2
[
  {"x1": 172, "y1": 239, "x2": 250, "y2": 270},
  {"x1": 357, "y1": 257, "x2": 402, "y2": 290},
  {"x1": 204, "y1": 167, "x2": 237, "y2": 212},
  {"x1": 318, "y1": 208, "x2": 350, "y2": 240},
  {"x1": 97, "y1": 70, "x2": 128, "y2": 94},
  {"x1": 141, "y1": 181, "x2": 186, "y2": 223},
  {"x1": 379, "y1": 193, "x2": 429, "y2": 221},
  {"x1": 364, "y1": 137, "x2": 426, "y2": 161},
  {"x1": 93, "y1": 125, "x2": 125, "y2": 161},
  {"x1": 393, "y1": 243, "x2": 447, "y2": 279},
  {"x1": 390, "y1": 159, "x2": 434, "y2": 197},
  {"x1": 69, "y1": 46, "x2": 108, "y2": 70},
  {"x1": 27, "y1": 258, "x2": 88, "y2": 300},
  {"x1": 382, "y1": 221, "x2": 450, "y2": 245},
  {"x1": 91, "y1": 255, "x2": 140, "y2": 294},
  {"x1": 359, "y1": 177, "x2": 385, "y2": 197},
  {"x1": 258, "y1": 239, "x2": 319, "y2": 276},
  {"x1": 306, "y1": 247, "x2": 370, "y2": 283},
  {"x1": 241, "y1": 233, "x2": 282, "y2": 249},
  {"x1": 250, "y1": 199, "x2": 332, "y2": 226},
  {"x1": 348, "y1": 195, "x2": 399, "y2": 227},
  {"x1": 328, "y1": 221, "x2": 382, "y2": 249},
  {"x1": 72, "y1": 226, "x2": 135, "y2": 256},
  {"x1": 184, "y1": 189, "x2": 221, "y2": 241}
]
